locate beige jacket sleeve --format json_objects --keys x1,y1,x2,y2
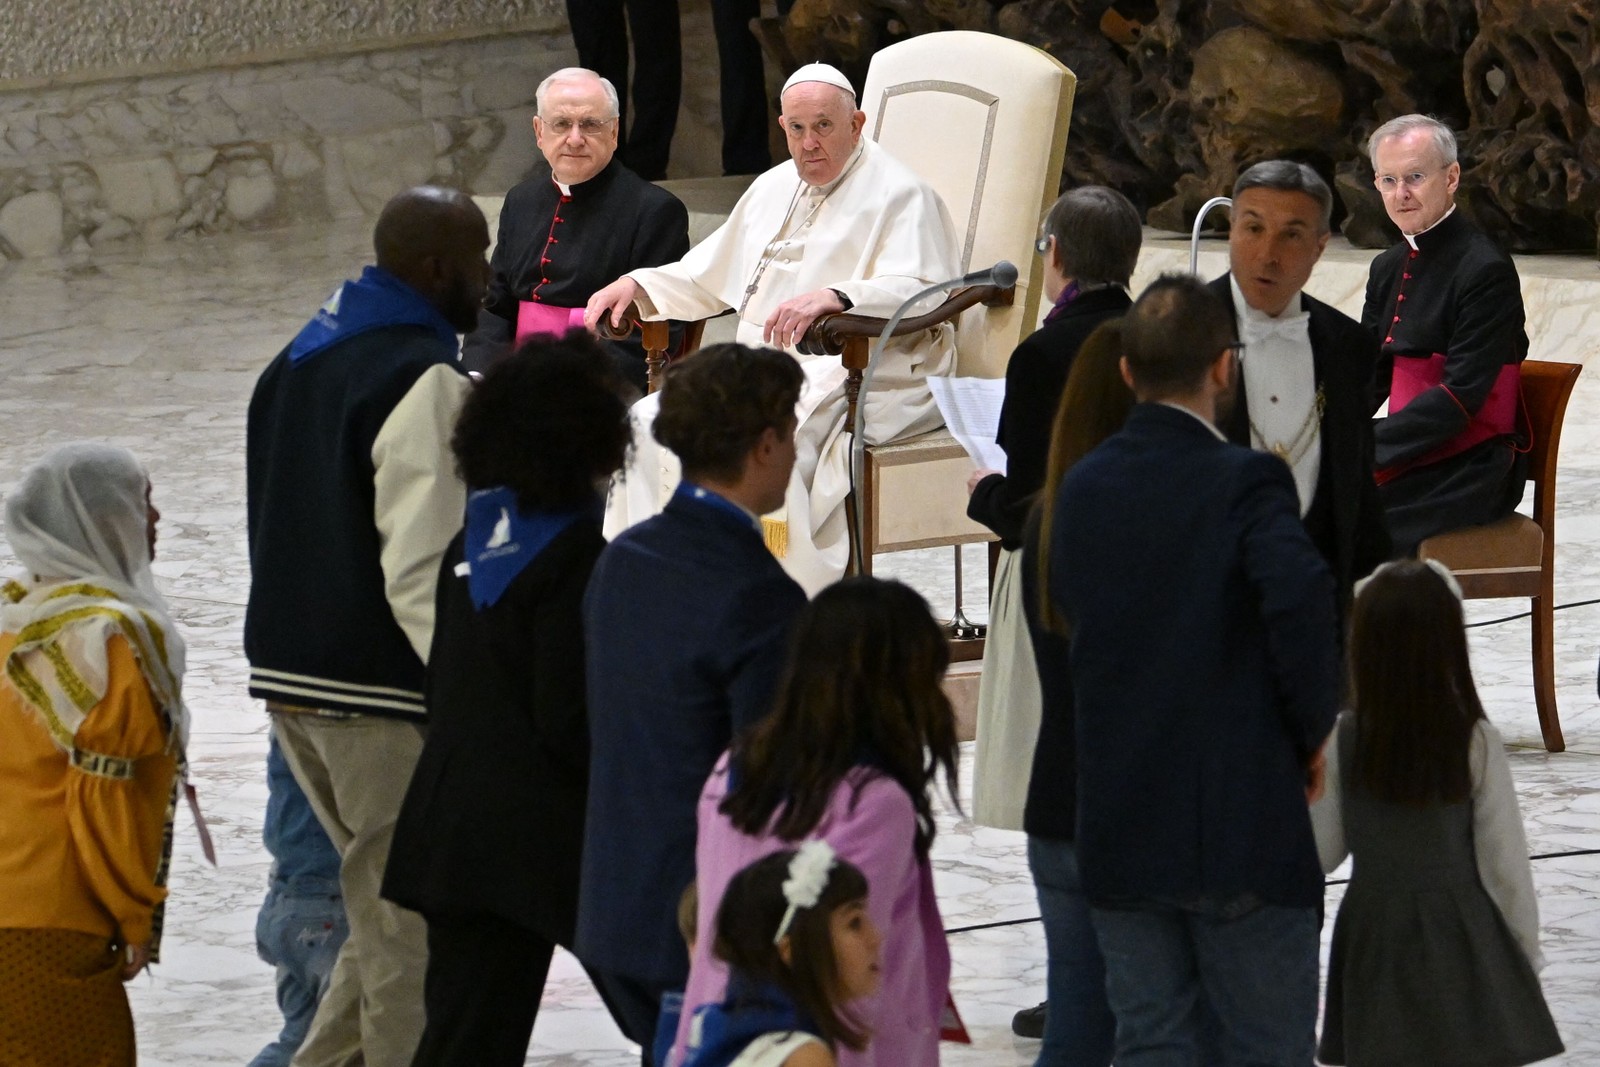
[{"x1": 371, "y1": 362, "x2": 469, "y2": 662}]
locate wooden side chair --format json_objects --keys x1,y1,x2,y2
[{"x1": 1417, "y1": 359, "x2": 1581, "y2": 753}]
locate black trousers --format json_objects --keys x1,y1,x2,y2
[
  {"x1": 566, "y1": 0, "x2": 681, "y2": 180},
  {"x1": 410, "y1": 912, "x2": 633, "y2": 1067},
  {"x1": 709, "y1": 0, "x2": 772, "y2": 175},
  {"x1": 1380, "y1": 439, "x2": 1526, "y2": 556}
]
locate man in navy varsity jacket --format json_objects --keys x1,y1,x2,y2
[
  {"x1": 245, "y1": 186, "x2": 488, "y2": 1067},
  {"x1": 1052, "y1": 275, "x2": 1339, "y2": 1066},
  {"x1": 578, "y1": 343, "x2": 807, "y2": 1061}
]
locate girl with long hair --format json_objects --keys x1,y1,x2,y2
[
  {"x1": 669, "y1": 577, "x2": 958, "y2": 1067},
  {"x1": 1313, "y1": 559, "x2": 1562, "y2": 1066}
]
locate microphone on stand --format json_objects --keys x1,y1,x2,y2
[{"x1": 848, "y1": 261, "x2": 1018, "y2": 567}]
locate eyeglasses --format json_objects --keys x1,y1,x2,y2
[
  {"x1": 540, "y1": 117, "x2": 616, "y2": 138},
  {"x1": 1373, "y1": 171, "x2": 1437, "y2": 193},
  {"x1": 1034, "y1": 234, "x2": 1053, "y2": 255},
  {"x1": 1226, "y1": 341, "x2": 1247, "y2": 363}
]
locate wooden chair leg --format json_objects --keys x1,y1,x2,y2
[{"x1": 1530, "y1": 588, "x2": 1564, "y2": 753}]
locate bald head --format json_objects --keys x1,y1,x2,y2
[{"x1": 373, "y1": 186, "x2": 490, "y2": 332}]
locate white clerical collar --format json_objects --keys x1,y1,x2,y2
[
  {"x1": 1229, "y1": 276, "x2": 1307, "y2": 328},
  {"x1": 1158, "y1": 401, "x2": 1227, "y2": 441},
  {"x1": 1402, "y1": 205, "x2": 1456, "y2": 250},
  {"x1": 553, "y1": 179, "x2": 573, "y2": 196}
]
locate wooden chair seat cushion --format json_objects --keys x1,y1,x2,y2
[{"x1": 1418, "y1": 514, "x2": 1544, "y2": 595}]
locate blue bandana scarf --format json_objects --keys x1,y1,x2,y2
[
  {"x1": 288, "y1": 265, "x2": 460, "y2": 365},
  {"x1": 461, "y1": 487, "x2": 599, "y2": 609},
  {"x1": 681, "y1": 977, "x2": 822, "y2": 1067}
]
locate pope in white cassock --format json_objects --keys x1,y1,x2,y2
[{"x1": 586, "y1": 62, "x2": 961, "y2": 595}]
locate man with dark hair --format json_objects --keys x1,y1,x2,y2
[
  {"x1": 1052, "y1": 274, "x2": 1340, "y2": 1066},
  {"x1": 1363, "y1": 114, "x2": 1528, "y2": 554},
  {"x1": 578, "y1": 342, "x2": 809, "y2": 1060},
  {"x1": 1212, "y1": 159, "x2": 1391, "y2": 610},
  {"x1": 246, "y1": 185, "x2": 487, "y2": 1067},
  {"x1": 461, "y1": 68, "x2": 689, "y2": 388}
]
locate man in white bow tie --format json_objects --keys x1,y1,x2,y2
[{"x1": 1209, "y1": 160, "x2": 1392, "y2": 616}]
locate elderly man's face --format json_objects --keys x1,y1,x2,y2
[
  {"x1": 1372, "y1": 128, "x2": 1460, "y2": 236},
  {"x1": 1228, "y1": 187, "x2": 1330, "y2": 318},
  {"x1": 535, "y1": 77, "x2": 619, "y2": 186},
  {"x1": 779, "y1": 83, "x2": 864, "y2": 187}
]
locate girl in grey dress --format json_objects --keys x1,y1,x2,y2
[{"x1": 1311, "y1": 559, "x2": 1562, "y2": 1067}]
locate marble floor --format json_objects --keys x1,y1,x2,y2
[{"x1": 1, "y1": 219, "x2": 1598, "y2": 1066}]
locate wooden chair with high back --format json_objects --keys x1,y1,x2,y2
[{"x1": 1416, "y1": 359, "x2": 1582, "y2": 753}]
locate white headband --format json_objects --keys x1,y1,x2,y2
[
  {"x1": 773, "y1": 839, "x2": 837, "y2": 944},
  {"x1": 782, "y1": 63, "x2": 855, "y2": 99}
]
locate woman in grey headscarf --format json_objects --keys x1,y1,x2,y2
[{"x1": 0, "y1": 442, "x2": 187, "y2": 1067}]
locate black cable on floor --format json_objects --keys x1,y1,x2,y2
[
  {"x1": 941, "y1": 846, "x2": 1600, "y2": 936},
  {"x1": 1466, "y1": 596, "x2": 1600, "y2": 629}
]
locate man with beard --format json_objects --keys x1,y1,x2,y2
[
  {"x1": 1051, "y1": 274, "x2": 1339, "y2": 1067},
  {"x1": 245, "y1": 186, "x2": 488, "y2": 1067}
]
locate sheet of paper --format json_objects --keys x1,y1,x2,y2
[{"x1": 929, "y1": 375, "x2": 1007, "y2": 473}]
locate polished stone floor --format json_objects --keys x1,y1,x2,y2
[{"x1": 1, "y1": 219, "x2": 1597, "y2": 1065}]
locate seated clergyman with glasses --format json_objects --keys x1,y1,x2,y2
[
  {"x1": 1362, "y1": 113, "x2": 1528, "y2": 555},
  {"x1": 462, "y1": 68, "x2": 690, "y2": 387}
]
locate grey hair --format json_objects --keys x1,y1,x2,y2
[
  {"x1": 1231, "y1": 160, "x2": 1334, "y2": 233},
  {"x1": 1367, "y1": 114, "x2": 1458, "y2": 168},
  {"x1": 536, "y1": 67, "x2": 620, "y2": 118},
  {"x1": 1043, "y1": 186, "x2": 1143, "y2": 288}
]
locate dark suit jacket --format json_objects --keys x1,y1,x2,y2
[
  {"x1": 1052, "y1": 403, "x2": 1340, "y2": 909},
  {"x1": 576, "y1": 491, "x2": 807, "y2": 986},
  {"x1": 382, "y1": 520, "x2": 604, "y2": 947},
  {"x1": 1211, "y1": 275, "x2": 1392, "y2": 610},
  {"x1": 968, "y1": 287, "x2": 1132, "y2": 548}
]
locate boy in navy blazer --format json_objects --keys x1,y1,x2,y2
[
  {"x1": 1052, "y1": 274, "x2": 1340, "y2": 1066},
  {"x1": 578, "y1": 343, "x2": 808, "y2": 1062}
]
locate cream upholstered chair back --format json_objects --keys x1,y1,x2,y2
[{"x1": 860, "y1": 32, "x2": 1076, "y2": 378}]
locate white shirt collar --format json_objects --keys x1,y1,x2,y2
[{"x1": 1402, "y1": 204, "x2": 1456, "y2": 250}]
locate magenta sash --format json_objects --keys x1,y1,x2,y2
[
  {"x1": 515, "y1": 301, "x2": 585, "y2": 346},
  {"x1": 1377, "y1": 353, "x2": 1521, "y2": 484}
]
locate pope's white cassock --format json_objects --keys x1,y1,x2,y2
[{"x1": 604, "y1": 137, "x2": 961, "y2": 594}]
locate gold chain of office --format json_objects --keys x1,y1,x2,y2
[{"x1": 1250, "y1": 385, "x2": 1325, "y2": 467}]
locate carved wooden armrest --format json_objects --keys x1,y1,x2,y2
[
  {"x1": 797, "y1": 282, "x2": 1015, "y2": 422},
  {"x1": 594, "y1": 306, "x2": 675, "y2": 392}
]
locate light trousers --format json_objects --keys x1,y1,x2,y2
[{"x1": 272, "y1": 708, "x2": 428, "y2": 1067}]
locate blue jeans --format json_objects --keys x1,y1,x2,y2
[
  {"x1": 1028, "y1": 837, "x2": 1116, "y2": 1067},
  {"x1": 1090, "y1": 899, "x2": 1317, "y2": 1067},
  {"x1": 248, "y1": 875, "x2": 349, "y2": 1067}
]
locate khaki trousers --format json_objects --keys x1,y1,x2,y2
[{"x1": 271, "y1": 707, "x2": 427, "y2": 1067}]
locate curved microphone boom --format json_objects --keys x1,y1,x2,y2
[{"x1": 848, "y1": 260, "x2": 1017, "y2": 567}]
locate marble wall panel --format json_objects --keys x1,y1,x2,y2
[{"x1": 0, "y1": 0, "x2": 565, "y2": 86}]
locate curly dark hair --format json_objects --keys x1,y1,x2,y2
[
  {"x1": 450, "y1": 334, "x2": 632, "y2": 510},
  {"x1": 714, "y1": 850, "x2": 872, "y2": 1052},
  {"x1": 653, "y1": 343, "x2": 804, "y2": 483},
  {"x1": 722, "y1": 577, "x2": 960, "y2": 857}
]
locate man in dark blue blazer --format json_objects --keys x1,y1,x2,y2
[
  {"x1": 1052, "y1": 274, "x2": 1340, "y2": 1066},
  {"x1": 578, "y1": 343, "x2": 808, "y2": 1063}
]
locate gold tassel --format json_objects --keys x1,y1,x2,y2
[{"x1": 761, "y1": 516, "x2": 789, "y2": 558}]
